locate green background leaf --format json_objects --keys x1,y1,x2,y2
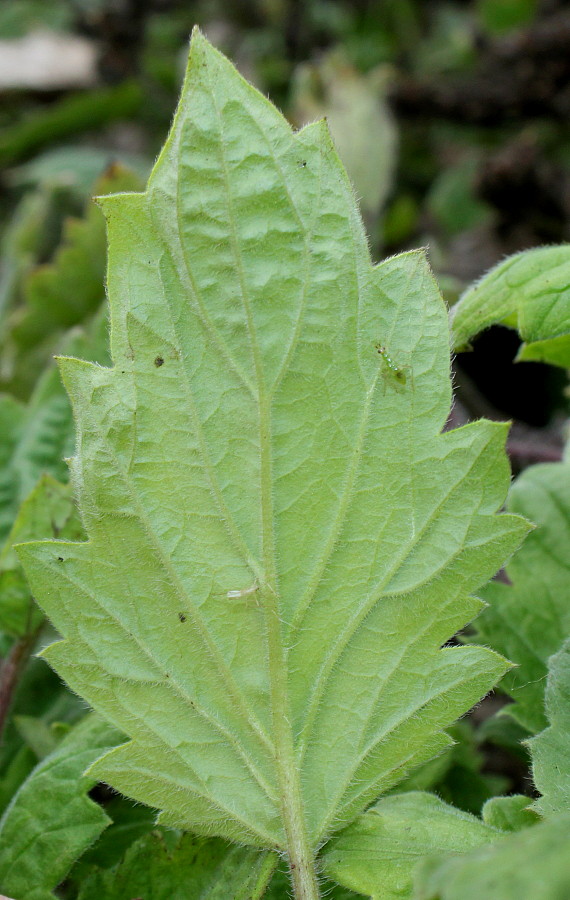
[
  {"x1": 450, "y1": 245, "x2": 570, "y2": 367},
  {"x1": 0, "y1": 475, "x2": 81, "y2": 636},
  {"x1": 322, "y1": 791, "x2": 500, "y2": 899},
  {"x1": 474, "y1": 458, "x2": 570, "y2": 733},
  {"x1": 0, "y1": 714, "x2": 121, "y2": 900},
  {"x1": 77, "y1": 831, "x2": 276, "y2": 900},
  {"x1": 413, "y1": 812, "x2": 570, "y2": 900},
  {"x1": 529, "y1": 638, "x2": 570, "y2": 817}
]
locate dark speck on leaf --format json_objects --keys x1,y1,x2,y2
[
  {"x1": 57, "y1": 557, "x2": 64, "y2": 562},
  {"x1": 178, "y1": 612, "x2": 187, "y2": 622},
  {"x1": 154, "y1": 356, "x2": 164, "y2": 367}
]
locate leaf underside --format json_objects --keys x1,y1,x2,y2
[{"x1": 18, "y1": 30, "x2": 527, "y2": 854}]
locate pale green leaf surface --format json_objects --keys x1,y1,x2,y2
[
  {"x1": 474, "y1": 459, "x2": 570, "y2": 733},
  {"x1": 0, "y1": 713, "x2": 121, "y2": 900},
  {"x1": 450, "y1": 244, "x2": 570, "y2": 367},
  {"x1": 18, "y1": 30, "x2": 527, "y2": 856},
  {"x1": 529, "y1": 638, "x2": 570, "y2": 817},
  {"x1": 77, "y1": 831, "x2": 276, "y2": 900},
  {"x1": 413, "y1": 812, "x2": 570, "y2": 900},
  {"x1": 322, "y1": 792, "x2": 500, "y2": 899},
  {"x1": 0, "y1": 475, "x2": 82, "y2": 636}
]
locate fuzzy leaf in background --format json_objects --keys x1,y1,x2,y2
[
  {"x1": 450, "y1": 245, "x2": 570, "y2": 366},
  {"x1": 321, "y1": 791, "x2": 501, "y2": 899},
  {"x1": 0, "y1": 714, "x2": 121, "y2": 900},
  {"x1": 1, "y1": 165, "x2": 141, "y2": 399},
  {"x1": 18, "y1": 30, "x2": 528, "y2": 894},
  {"x1": 0, "y1": 315, "x2": 108, "y2": 550},
  {"x1": 481, "y1": 795, "x2": 539, "y2": 833},
  {"x1": 413, "y1": 812, "x2": 570, "y2": 900},
  {"x1": 529, "y1": 638, "x2": 570, "y2": 816},
  {"x1": 474, "y1": 456, "x2": 570, "y2": 733}
]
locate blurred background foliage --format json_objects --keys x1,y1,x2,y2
[{"x1": 0, "y1": 1, "x2": 569, "y2": 884}]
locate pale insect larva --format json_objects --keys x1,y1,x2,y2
[
  {"x1": 375, "y1": 343, "x2": 408, "y2": 386},
  {"x1": 227, "y1": 582, "x2": 258, "y2": 600}
]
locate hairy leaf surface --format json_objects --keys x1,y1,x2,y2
[
  {"x1": 18, "y1": 29, "x2": 527, "y2": 867},
  {"x1": 450, "y1": 245, "x2": 570, "y2": 366},
  {"x1": 474, "y1": 459, "x2": 570, "y2": 733}
]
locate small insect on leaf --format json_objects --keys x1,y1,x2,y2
[
  {"x1": 227, "y1": 583, "x2": 258, "y2": 600},
  {"x1": 375, "y1": 343, "x2": 408, "y2": 386}
]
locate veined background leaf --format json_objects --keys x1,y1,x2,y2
[
  {"x1": 474, "y1": 456, "x2": 570, "y2": 733},
  {"x1": 77, "y1": 831, "x2": 276, "y2": 900},
  {"x1": 529, "y1": 638, "x2": 570, "y2": 817},
  {"x1": 322, "y1": 791, "x2": 501, "y2": 899},
  {"x1": 0, "y1": 713, "x2": 121, "y2": 900},
  {"x1": 450, "y1": 244, "x2": 570, "y2": 367},
  {"x1": 18, "y1": 30, "x2": 528, "y2": 894}
]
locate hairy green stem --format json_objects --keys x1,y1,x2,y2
[{"x1": 265, "y1": 598, "x2": 321, "y2": 900}]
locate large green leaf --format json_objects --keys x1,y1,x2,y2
[
  {"x1": 450, "y1": 245, "x2": 570, "y2": 367},
  {"x1": 322, "y1": 792, "x2": 501, "y2": 899},
  {"x1": 0, "y1": 714, "x2": 121, "y2": 900},
  {"x1": 529, "y1": 638, "x2": 570, "y2": 817},
  {"x1": 77, "y1": 831, "x2": 276, "y2": 900},
  {"x1": 413, "y1": 812, "x2": 570, "y2": 900},
  {"x1": 17, "y1": 30, "x2": 527, "y2": 892},
  {"x1": 474, "y1": 458, "x2": 570, "y2": 733}
]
